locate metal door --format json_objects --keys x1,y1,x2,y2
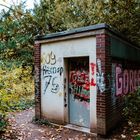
[{"x1": 68, "y1": 57, "x2": 90, "y2": 128}]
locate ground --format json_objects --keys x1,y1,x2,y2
[{"x1": 0, "y1": 108, "x2": 140, "y2": 140}]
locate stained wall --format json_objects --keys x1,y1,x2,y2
[{"x1": 40, "y1": 37, "x2": 97, "y2": 130}]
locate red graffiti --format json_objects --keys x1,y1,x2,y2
[
  {"x1": 74, "y1": 93, "x2": 89, "y2": 100},
  {"x1": 90, "y1": 63, "x2": 96, "y2": 87},
  {"x1": 83, "y1": 83, "x2": 90, "y2": 90},
  {"x1": 70, "y1": 71, "x2": 89, "y2": 86},
  {"x1": 69, "y1": 61, "x2": 97, "y2": 102},
  {"x1": 69, "y1": 69, "x2": 90, "y2": 102},
  {"x1": 90, "y1": 63, "x2": 96, "y2": 75},
  {"x1": 90, "y1": 78, "x2": 96, "y2": 86}
]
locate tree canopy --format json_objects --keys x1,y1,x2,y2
[
  {"x1": 0, "y1": 0, "x2": 140, "y2": 66},
  {"x1": 34, "y1": 0, "x2": 140, "y2": 42}
]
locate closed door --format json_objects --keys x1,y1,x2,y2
[{"x1": 68, "y1": 57, "x2": 90, "y2": 128}]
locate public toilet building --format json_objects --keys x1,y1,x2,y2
[{"x1": 34, "y1": 23, "x2": 140, "y2": 135}]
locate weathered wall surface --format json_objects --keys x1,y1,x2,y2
[
  {"x1": 98, "y1": 33, "x2": 140, "y2": 135},
  {"x1": 34, "y1": 43, "x2": 41, "y2": 119},
  {"x1": 40, "y1": 37, "x2": 97, "y2": 129},
  {"x1": 96, "y1": 33, "x2": 112, "y2": 134},
  {"x1": 106, "y1": 59, "x2": 140, "y2": 133},
  {"x1": 34, "y1": 24, "x2": 140, "y2": 135}
]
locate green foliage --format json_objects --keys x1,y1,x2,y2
[
  {"x1": 32, "y1": 117, "x2": 51, "y2": 126},
  {"x1": 0, "y1": 63, "x2": 34, "y2": 113},
  {"x1": 0, "y1": 0, "x2": 139, "y2": 133},
  {"x1": 0, "y1": 2, "x2": 35, "y2": 132},
  {"x1": 0, "y1": 113, "x2": 7, "y2": 132},
  {"x1": 0, "y1": 0, "x2": 139, "y2": 67},
  {"x1": 34, "y1": 0, "x2": 140, "y2": 45},
  {"x1": 0, "y1": 62, "x2": 34, "y2": 132},
  {"x1": 123, "y1": 88, "x2": 140, "y2": 123},
  {"x1": 13, "y1": 98, "x2": 35, "y2": 110},
  {"x1": 135, "y1": 135, "x2": 140, "y2": 140},
  {"x1": 0, "y1": 3, "x2": 36, "y2": 66}
]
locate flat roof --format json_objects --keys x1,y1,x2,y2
[
  {"x1": 35, "y1": 23, "x2": 111, "y2": 40},
  {"x1": 35, "y1": 23, "x2": 139, "y2": 48}
]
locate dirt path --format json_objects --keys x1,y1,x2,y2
[
  {"x1": 3, "y1": 108, "x2": 100, "y2": 140},
  {"x1": 2, "y1": 108, "x2": 139, "y2": 140}
]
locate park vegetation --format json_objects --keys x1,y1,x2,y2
[{"x1": 0, "y1": 0, "x2": 140, "y2": 132}]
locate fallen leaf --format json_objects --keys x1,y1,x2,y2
[
  {"x1": 134, "y1": 130, "x2": 138, "y2": 133},
  {"x1": 121, "y1": 134, "x2": 126, "y2": 138},
  {"x1": 38, "y1": 129, "x2": 45, "y2": 133}
]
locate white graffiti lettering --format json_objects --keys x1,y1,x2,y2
[{"x1": 96, "y1": 59, "x2": 105, "y2": 93}]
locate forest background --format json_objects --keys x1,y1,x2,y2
[{"x1": 0, "y1": 0, "x2": 140, "y2": 132}]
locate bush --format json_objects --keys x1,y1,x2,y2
[
  {"x1": 123, "y1": 88, "x2": 140, "y2": 123},
  {"x1": 0, "y1": 113, "x2": 7, "y2": 132},
  {"x1": 0, "y1": 62, "x2": 34, "y2": 112},
  {"x1": 0, "y1": 61, "x2": 34, "y2": 132}
]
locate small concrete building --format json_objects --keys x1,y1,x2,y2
[{"x1": 34, "y1": 23, "x2": 140, "y2": 135}]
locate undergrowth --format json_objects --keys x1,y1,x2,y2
[
  {"x1": 121, "y1": 87, "x2": 140, "y2": 140},
  {"x1": 123, "y1": 87, "x2": 140, "y2": 124},
  {"x1": 32, "y1": 117, "x2": 52, "y2": 126},
  {"x1": 0, "y1": 61, "x2": 34, "y2": 132}
]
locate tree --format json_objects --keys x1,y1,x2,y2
[
  {"x1": 34, "y1": 0, "x2": 140, "y2": 45},
  {"x1": 0, "y1": 0, "x2": 139, "y2": 67},
  {"x1": 0, "y1": 2, "x2": 37, "y2": 66}
]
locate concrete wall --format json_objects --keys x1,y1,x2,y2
[{"x1": 40, "y1": 37, "x2": 97, "y2": 131}]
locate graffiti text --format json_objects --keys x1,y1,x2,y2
[{"x1": 116, "y1": 65, "x2": 140, "y2": 96}]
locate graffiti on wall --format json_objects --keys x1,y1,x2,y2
[
  {"x1": 42, "y1": 51, "x2": 63, "y2": 94},
  {"x1": 115, "y1": 64, "x2": 140, "y2": 96},
  {"x1": 69, "y1": 60, "x2": 90, "y2": 102},
  {"x1": 41, "y1": 51, "x2": 56, "y2": 65},
  {"x1": 90, "y1": 63, "x2": 96, "y2": 87},
  {"x1": 96, "y1": 59, "x2": 105, "y2": 93},
  {"x1": 64, "y1": 78, "x2": 67, "y2": 107}
]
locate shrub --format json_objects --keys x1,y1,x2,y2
[
  {"x1": 0, "y1": 113, "x2": 7, "y2": 132},
  {"x1": 0, "y1": 62, "x2": 34, "y2": 112},
  {"x1": 0, "y1": 61, "x2": 34, "y2": 132},
  {"x1": 123, "y1": 87, "x2": 140, "y2": 123}
]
